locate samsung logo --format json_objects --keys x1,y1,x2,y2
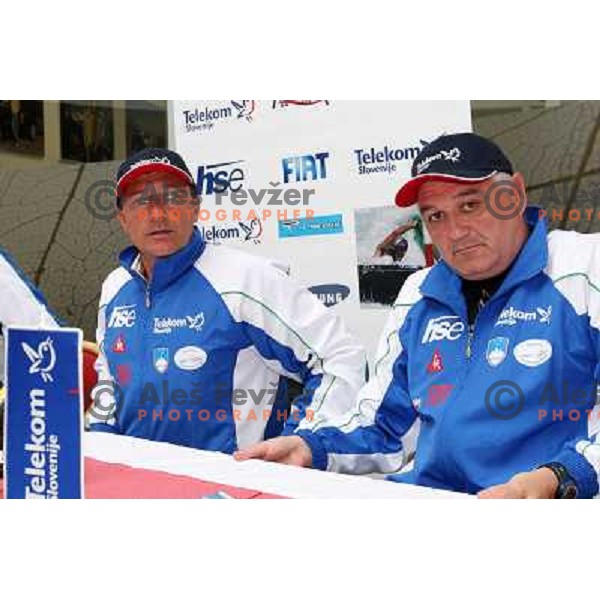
[{"x1": 308, "y1": 284, "x2": 350, "y2": 307}]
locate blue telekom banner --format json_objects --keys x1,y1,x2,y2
[{"x1": 4, "y1": 327, "x2": 84, "y2": 499}]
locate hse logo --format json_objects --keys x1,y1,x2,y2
[
  {"x1": 154, "y1": 313, "x2": 205, "y2": 335},
  {"x1": 279, "y1": 214, "x2": 343, "y2": 238},
  {"x1": 354, "y1": 142, "x2": 428, "y2": 176},
  {"x1": 495, "y1": 305, "x2": 552, "y2": 327},
  {"x1": 273, "y1": 100, "x2": 330, "y2": 109},
  {"x1": 422, "y1": 315, "x2": 465, "y2": 344},
  {"x1": 182, "y1": 101, "x2": 255, "y2": 134},
  {"x1": 22, "y1": 337, "x2": 56, "y2": 383},
  {"x1": 199, "y1": 219, "x2": 263, "y2": 245},
  {"x1": 308, "y1": 284, "x2": 350, "y2": 307},
  {"x1": 196, "y1": 160, "x2": 246, "y2": 195},
  {"x1": 108, "y1": 304, "x2": 137, "y2": 329},
  {"x1": 282, "y1": 152, "x2": 329, "y2": 184}
]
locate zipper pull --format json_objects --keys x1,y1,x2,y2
[
  {"x1": 145, "y1": 287, "x2": 151, "y2": 309},
  {"x1": 466, "y1": 323, "x2": 474, "y2": 359}
]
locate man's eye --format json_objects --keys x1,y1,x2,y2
[
  {"x1": 427, "y1": 212, "x2": 443, "y2": 223},
  {"x1": 136, "y1": 196, "x2": 159, "y2": 206},
  {"x1": 461, "y1": 200, "x2": 480, "y2": 213}
]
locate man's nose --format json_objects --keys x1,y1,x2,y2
[
  {"x1": 148, "y1": 203, "x2": 168, "y2": 222},
  {"x1": 446, "y1": 216, "x2": 470, "y2": 242}
]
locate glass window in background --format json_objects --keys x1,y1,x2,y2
[
  {"x1": 0, "y1": 100, "x2": 44, "y2": 157},
  {"x1": 126, "y1": 100, "x2": 167, "y2": 155},
  {"x1": 60, "y1": 100, "x2": 114, "y2": 162}
]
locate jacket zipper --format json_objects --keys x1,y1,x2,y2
[
  {"x1": 465, "y1": 297, "x2": 487, "y2": 360},
  {"x1": 466, "y1": 322, "x2": 474, "y2": 359}
]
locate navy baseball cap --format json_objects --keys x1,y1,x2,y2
[
  {"x1": 395, "y1": 133, "x2": 514, "y2": 207},
  {"x1": 115, "y1": 148, "x2": 195, "y2": 200}
]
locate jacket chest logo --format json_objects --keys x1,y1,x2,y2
[
  {"x1": 422, "y1": 315, "x2": 465, "y2": 344},
  {"x1": 427, "y1": 349, "x2": 444, "y2": 373},
  {"x1": 108, "y1": 304, "x2": 137, "y2": 328},
  {"x1": 495, "y1": 305, "x2": 552, "y2": 327},
  {"x1": 486, "y1": 337, "x2": 509, "y2": 367},
  {"x1": 513, "y1": 339, "x2": 553, "y2": 367},
  {"x1": 153, "y1": 348, "x2": 170, "y2": 374},
  {"x1": 153, "y1": 312, "x2": 205, "y2": 335},
  {"x1": 112, "y1": 334, "x2": 127, "y2": 353}
]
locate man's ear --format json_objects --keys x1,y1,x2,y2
[
  {"x1": 192, "y1": 190, "x2": 202, "y2": 208},
  {"x1": 188, "y1": 201, "x2": 200, "y2": 222},
  {"x1": 116, "y1": 209, "x2": 128, "y2": 234},
  {"x1": 511, "y1": 172, "x2": 527, "y2": 214}
]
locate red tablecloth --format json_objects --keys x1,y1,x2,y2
[{"x1": 1, "y1": 457, "x2": 285, "y2": 499}]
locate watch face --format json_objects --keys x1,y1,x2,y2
[{"x1": 559, "y1": 482, "x2": 578, "y2": 499}]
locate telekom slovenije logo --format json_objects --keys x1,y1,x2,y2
[
  {"x1": 21, "y1": 337, "x2": 56, "y2": 383},
  {"x1": 5, "y1": 327, "x2": 83, "y2": 499}
]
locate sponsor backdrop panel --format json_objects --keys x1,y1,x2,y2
[{"x1": 171, "y1": 101, "x2": 471, "y2": 357}]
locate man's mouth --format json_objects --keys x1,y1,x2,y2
[
  {"x1": 454, "y1": 243, "x2": 483, "y2": 256},
  {"x1": 147, "y1": 229, "x2": 174, "y2": 238}
]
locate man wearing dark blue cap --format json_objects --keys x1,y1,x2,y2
[
  {"x1": 89, "y1": 148, "x2": 367, "y2": 455},
  {"x1": 237, "y1": 132, "x2": 600, "y2": 499}
]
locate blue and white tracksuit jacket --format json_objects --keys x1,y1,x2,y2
[
  {"x1": 297, "y1": 208, "x2": 600, "y2": 497},
  {"x1": 0, "y1": 248, "x2": 59, "y2": 389},
  {"x1": 88, "y1": 228, "x2": 366, "y2": 453}
]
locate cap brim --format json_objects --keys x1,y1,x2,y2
[
  {"x1": 116, "y1": 163, "x2": 194, "y2": 196},
  {"x1": 395, "y1": 171, "x2": 497, "y2": 207}
]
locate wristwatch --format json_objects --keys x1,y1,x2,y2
[{"x1": 541, "y1": 462, "x2": 578, "y2": 499}]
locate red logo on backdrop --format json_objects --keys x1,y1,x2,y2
[
  {"x1": 113, "y1": 335, "x2": 126, "y2": 353},
  {"x1": 427, "y1": 349, "x2": 444, "y2": 373},
  {"x1": 427, "y1": 384, "x2": 453, "y2": 407},
  {"x1": 272, "y1": 100, "x2": 330, "y2": 109}
]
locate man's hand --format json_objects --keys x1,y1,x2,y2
[
  {"x1": 234, "y1": 435, "x2": 313, "y2": 468},
  {"x1": 478, "y1": 467, "x2": 559, "y2": 499}
]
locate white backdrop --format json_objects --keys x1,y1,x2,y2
[{"x1": 171, "y1": 101, "x2": 472, "y2": 358}]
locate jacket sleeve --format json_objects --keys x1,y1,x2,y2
[
  {"x1": 546, "y1": 242, "x2": 600, "y2": 498},
  {"x1": 87, "y1": 283, "x2": 121, "y2": 434},
  {"x1": 0, "y1": 251, "x2": 59, "y2": 388},
  {"x1": 0, "y1": 251, "x2": 59, "y2": 329},
  {"x1": 230, "y1": 261, "x2": 368, "y2": 437},
  {"x1": 294, "y1": 287, "x2": 420, "y2": 475}
]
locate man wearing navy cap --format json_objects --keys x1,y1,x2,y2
[
  {"x1": 237, "y1": 133, "x2": 600, "y2": 499},
  {"x1": 89, "y1": 148, "x2": 366, "y2": 455}
]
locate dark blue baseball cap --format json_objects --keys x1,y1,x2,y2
[
  {"x1": 395, "y1": 133, "x2": 514, "y2": 207},
  {"x1": 115, "y1": 147, "x2": 195, "y2": 200}
]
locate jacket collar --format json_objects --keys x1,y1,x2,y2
[
  {"x1": 119, "y1": 227, "x2": 206, "y2": 293},
  {"x1": 420, "y1": 206, "x2": 548, "y2": 314}
]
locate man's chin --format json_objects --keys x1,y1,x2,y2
[
  {"x1": 144, "y1": 242, "x2": 180, "y2": 258},
  {"x1": 450, "y1": 259, "x2": 494, "y2": 281},
  {"x1": 456, "y1": 266, "x2": 501, "y2": 281}
]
